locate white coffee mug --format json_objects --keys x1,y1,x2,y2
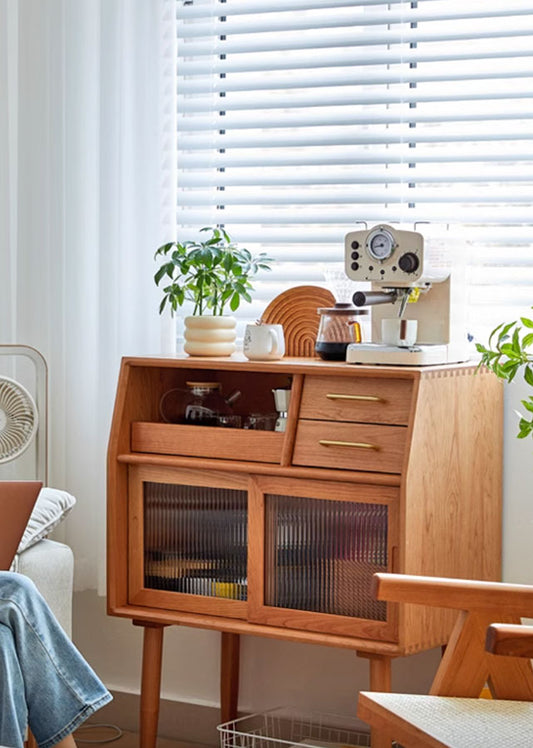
[
  {"x1": 243, "y1": 324, "x2": 285, "y2": 361},
  {"x1": 381, "y1": 318, "x2": 418, "y2": 348}
]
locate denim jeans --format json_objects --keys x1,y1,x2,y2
[{"x1": 0, "y1": 571, "x2": 112, "y2": 748}]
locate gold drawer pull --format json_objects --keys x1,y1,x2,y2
[
  {"x1": 326, "y1": 393, "x2": 383, "y2": 403},
  {"x1": 319, "y1": 439, "x2": 379, "y2": 451}
]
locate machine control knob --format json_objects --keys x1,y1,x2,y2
[{"x1": 398, "y1": 252, "x2": 420, "y2": 274}]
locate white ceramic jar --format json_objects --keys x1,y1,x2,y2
[{"x1": 183, "y1": 315, "x2": 237, "y2": 357}]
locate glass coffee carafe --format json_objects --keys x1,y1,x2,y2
[
  {"x1": 160, "y1": 382, "x2": 240, "y2": 425},
  {"x1": 315, "y1": 303, "x2": 368, "y2": 361}
]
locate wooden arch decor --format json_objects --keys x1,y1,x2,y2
[{"x1": 261, "y1": 285, "x2": 336, "y2": 357}]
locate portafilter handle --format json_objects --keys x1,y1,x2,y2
[
  {"x1": 352, "y1": 290, "x2": 398, "y2": 307},
  {"x1": 353, "y1": 288, "x2": 414, "y2": 318}
]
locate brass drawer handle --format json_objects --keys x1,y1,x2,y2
[
  {"x1": 326, "y1": 393, "x2": 383, "y2": 403},
  {"x1": 319, "y1": 439, "x2": 379, "y2": 451}
]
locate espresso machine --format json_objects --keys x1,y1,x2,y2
[{"x1": 344, "y1": 224, "x2": 470, "y2": 365}]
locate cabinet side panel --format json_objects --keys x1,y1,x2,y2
[
  {"x1": 107, "y1": 361, "x2": 137, "y2": 610},
  {"x1": 399, "y1": 367, "x2": 503, "y2": 652}
]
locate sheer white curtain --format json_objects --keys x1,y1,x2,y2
[{"x1": 0, "y1": 0, "x2": 176, "y2": 591}]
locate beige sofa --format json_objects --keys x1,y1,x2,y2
[
  {"x1": 15, "y1": 539, "x2": 74, "y2": 635},
  {"x1": 10, "y1": 487, "x2": 76, "y2": 634}
]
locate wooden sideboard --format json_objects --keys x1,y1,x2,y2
[{"x1": 107, "y1": 355, "x2": 503, "y2": 747}]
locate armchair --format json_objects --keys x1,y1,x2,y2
[{"x1": 357, "y1": 573, "x2": 533, "y2": 747}]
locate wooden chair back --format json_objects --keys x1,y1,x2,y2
[{"x1": 358, "y1": 574, "x2": 533, "y2": 747}]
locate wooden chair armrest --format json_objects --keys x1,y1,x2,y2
[
  {"x1": 373, "y1": 573, "x2": 533, "y2": 616},
  {"x1": 486, "y1": 623, "x2": 533, "y2": 658}
]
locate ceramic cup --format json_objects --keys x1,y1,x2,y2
[
  {"x1": 216, "y1": 414, "x2": 242, "y2": 429},
  {"x1": 243, "y1": 324, "x2": 285, "y2": 361},
  {"x1": 381, "y1": 318, "x2": 418, "y2": 348},
  {"x1": 243, "y1": 413, "x2": 277, "y2": 431}
]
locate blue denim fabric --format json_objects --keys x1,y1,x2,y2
[{"x1": 0, "y1": 571, "x2": 112, "y2": 748}]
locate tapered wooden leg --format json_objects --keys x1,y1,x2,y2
[
  {"x1": 357, "y1": 653, "x2": 393, "y2": 748},
  {"x1": 365, "y1": 653, "x2": 392, "y2": 693},
  {"x1": 220, "y1": 632, "x2": 240, "y2": 724},
  {"x1": 136, "y1": 622, "x2": 166, "y2": 748}
]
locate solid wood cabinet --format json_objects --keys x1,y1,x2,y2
[{"x1": 107, "y1": 355, "x2": 503, "y2": 747}]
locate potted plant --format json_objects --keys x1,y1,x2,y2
[
  {"x1": 154, "y1": 227, "x2": 272, "y2": 356},
  {"x1": 476, "y1": 307, "x2": 533, "y2": 439}
]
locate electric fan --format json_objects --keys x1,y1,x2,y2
[{"x1": 0, "y1": 375, "x2": 39, "y2": 463}]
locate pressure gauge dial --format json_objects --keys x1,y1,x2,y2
[{"x1": 366, "y1": 227, "x2": 397, "y2": 261}]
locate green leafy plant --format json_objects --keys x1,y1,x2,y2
[
  {"x1": 154, "y1": 227, "x2": 273, "y2": 316},
  {"x1": 476, "y1": 307, "x2": 533, "y2": 439}
]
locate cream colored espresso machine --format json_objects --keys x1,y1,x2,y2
[{"x1": 344, "y1": 224, "x2": 470, "y2": 365}]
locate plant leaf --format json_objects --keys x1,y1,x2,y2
[
  {"x1": 517, "y1": 417, "x2": 533, "y2": 439},
  {"x1": 522, "y1": 333, "x2": 533, "y2": 349}
]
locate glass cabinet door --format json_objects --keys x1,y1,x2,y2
[
  {"x1": 128, "y1": 465, "x2": 249, "y2": 619},
  {"x1": 264, "y1": 494, "x2": 388, "y2": 621},
  {"x1": 248, "y1": 476, "x2": 399, "y2": 641},
  {"x1": 143, "y1": 481, "x2": 247, "y2": 600}
]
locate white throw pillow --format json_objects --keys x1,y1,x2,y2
[{"x1": 16, "y1": 487, "x2": 76, "y2": 553}]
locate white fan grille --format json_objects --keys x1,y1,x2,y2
[{"x1": 0, "y1": 376, "x2": 39, "y2": 463}]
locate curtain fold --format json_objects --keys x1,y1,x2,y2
[{"x1": 1, "y1": 0, "x2": 176, "y2": 592}]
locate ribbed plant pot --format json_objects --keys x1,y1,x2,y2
[{"x1": 183, "y1": 315, "x2": 237, "y2": 357}]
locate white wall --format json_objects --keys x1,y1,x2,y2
[
  {"x1": 502, "y1": 378, "x2": 533, "y2": 584},
  {"x1": 71, "y1": 380, "x2": 528, "y2": 725}
]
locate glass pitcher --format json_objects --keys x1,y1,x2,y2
[{"x1": 315, "y1": 303, "x2": 368, "y2": 361}]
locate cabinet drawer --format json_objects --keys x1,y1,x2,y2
[
  {"x1": 292, "y1": 420, "x2": 407, "y2": 473},
  {"x1": 300, "y1": 376, "x2": 413, "y2": 425},
  {"x1": 131, "y1": 422, "x2": 283, "y2": 463}
]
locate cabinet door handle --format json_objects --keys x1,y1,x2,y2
[
  {"x1": 326, "y1": 393, "x2": 383, "y2": 402},
  {"x1": 319, "y1": 439, "x2": 379, "y2": 451}
]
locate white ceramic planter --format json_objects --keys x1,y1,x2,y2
[{"x1": 183, "y1": 315, "x2": 237, "y2": 357}]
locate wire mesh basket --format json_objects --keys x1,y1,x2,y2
[{"x1": 218, "y1": 707, "x2": 371, "y2": 748}]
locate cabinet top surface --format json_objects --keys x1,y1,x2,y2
[{"x1": 121, "y1": 353, "x2": 479, "y2": 378}]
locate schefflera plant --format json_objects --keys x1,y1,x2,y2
[{"x1": 154, "y1": 227, "x2": 273, "y2": 316}]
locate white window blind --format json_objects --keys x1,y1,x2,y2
[{"x1": 176, "y1": 0, "x2": 533, "y2": 338}]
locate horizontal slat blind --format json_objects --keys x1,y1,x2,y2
[{"x1": 176, "y1": 0, "x2": 533, "y2": 337}]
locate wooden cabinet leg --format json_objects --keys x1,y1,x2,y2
[
  {"x1": 367, "y1": 654, "x2": 392, "y2": 693},
  {"x1": 357, "y1": 653, "x2": 393, "y2": 748},
  {"x1": 135, "y1": 621, "x2": 166, "y2": 748},
  {"x1": 220, "y1": 632, "x2": 240, "y2": 723}
]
